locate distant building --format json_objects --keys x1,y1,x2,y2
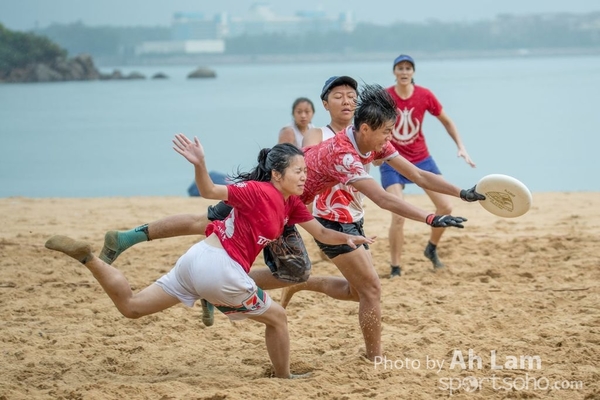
[
  {"x1": 134, "y1": 40, "x2": 225, "y2": 56},
  {"x1": 171, "y1": 3, "x2": 354, "y2": 39},
  {"x1": 171, "y1": 12, "x2": 229, "y2": 40},
  {"x1": 135, "y1": 3, "x2": 354, "y2": 56}
]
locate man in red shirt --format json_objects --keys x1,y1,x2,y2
[{"x1": 96, "y1": 82, "x2": 483, "y2": 361}]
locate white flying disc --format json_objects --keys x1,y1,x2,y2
[{"x1": 475, "y1": 174, "x2": 532, "y2": 218}]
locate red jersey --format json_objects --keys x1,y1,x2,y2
[
  {"x1": 205, "y1": 181, "x2": 313, "y2": 272},
  {"x1": 302, "y1": 126, "x2": 398, "y2": 206},
  {"x1": 386, "y1": 85, "x2": 443, "y2": 163},
  {"x1": 312, "y1": 125, "x2": 368, "y2": 223}
]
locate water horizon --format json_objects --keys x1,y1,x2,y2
[{"x1": 1, "y1": 55, "x2": 599, "y2": 198}]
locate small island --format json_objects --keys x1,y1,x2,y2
[{"x1": 0, "y1": 24, "x2": 215, "y2": 83}]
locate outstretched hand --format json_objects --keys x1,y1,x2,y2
[
  {"x1": 457, "y1": 148, "x2": 476, "y2": 167},
  {"x1": 346, "y1": 235, "x2": 377, "y2": 249},
  {"x1": 460, "y1": 185, "x2": 486, "y2": 202},
  {"x1": 173, "y1": 133, "x2": 205, "y2": 166},
  {"x1": 426, "y1": 214, "x2": 467, "y2": 228}
]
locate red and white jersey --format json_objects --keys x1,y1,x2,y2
[
  {"x1": 302, "y1": 126, "x2": 398, "y2": 216},
  {"x1": 205, "y1": 181, "x2": 313, "y2": 272},
  {"x1": 386, "y1": 85, "x2": 443, "y2": 164},
  {"x1": 312, "y1": 126, "x2": 370, "y2": 223}
]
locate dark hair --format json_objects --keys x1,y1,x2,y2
[
  {"x1": 231, "y1": 143, "x2": 304, "y2": 183},
  {"x1": 292, "y1": 97, "x2": 315, "y2": 114},
  {"x1": 353, "y1": 83, "x2": 398, "y2": 131}
]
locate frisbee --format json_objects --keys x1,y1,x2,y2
[{"x1": 475, "y1": 174, "x2": 532, "y2": 218}]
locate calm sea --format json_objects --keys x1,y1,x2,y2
[{"x1": 1, "y1": 55, "x2": 599, "y2": 198}]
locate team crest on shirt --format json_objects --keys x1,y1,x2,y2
[
  {"x1": 393, "y1": 107, "x2": 420, "y2": 144},
  {"x1": 242, "y1": 292, "x2": 266, "y2": 311},
  {"x1": 335, "y1": 153, "x2": 363, "y2": 175},
  {"x1": 233, "y1": 182, "x2": 247, "y2": 188}
]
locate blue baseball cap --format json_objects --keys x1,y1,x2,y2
[
  {"x1": 393, "y1": 54, "x2": 415, "y2": 69},
  {"x1": 320, "y1": 76, "x2": 358, "y2": 100}
]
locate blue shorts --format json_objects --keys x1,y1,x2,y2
[{"x1": 380, "y1": 156, "x2": 442, "y2": 189}]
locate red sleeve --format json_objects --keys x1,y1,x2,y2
[
  {"x1": 375, "y1": 142, "x2": 399, "y2": 161},
  {"x1": 426, "y1": 88, "x2": 443, "y2": 117},
  {"x1": 286, "y1": 196, "x2": 313, "y2": 225},
  {"x1": 226, "y1": 181, "x2": 258, "y2": 212}
]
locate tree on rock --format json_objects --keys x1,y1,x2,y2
[{"x1": 0, "y1": 23, "x2": 67, "y2": 79}]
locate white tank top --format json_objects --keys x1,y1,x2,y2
[{"x1": 285, "y1": 121, "x2": 315, "y2": 148}]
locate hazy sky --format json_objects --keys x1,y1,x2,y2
[{"x1": 1, "y1": 0, "x2": 598, "y2": 31}]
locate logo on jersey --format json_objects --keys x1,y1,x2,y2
[
  {"x1": 335, "y1": 153, "x2": 367, "y2": 177},
  {"x1": 257, "y1": 235, "x2": 271, "y2": 245},
  {"x1": 242, "y1": 291, "x2": 266, "y2": 311},
  {"x1": 392, "y1": 107, "x2": 420, "y2": 145}
]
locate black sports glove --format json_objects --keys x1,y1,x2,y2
[
  {"x1": 460, "y1": 185, "x2": 486, "y2": 202},
  {"x1": 426, "y1": 214, "x2": 467, "y2": 228}
]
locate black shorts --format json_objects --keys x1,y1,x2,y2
[{"x1": 314, "y1": 217, "x2": 369, "y2": 259}]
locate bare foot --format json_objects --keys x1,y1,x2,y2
[
  {"x1": 279, "y1": 285, "x2": 301, "y2": 308},
  {"x1": 45, "y1": 235, "x2": 93, "y2": 264}
]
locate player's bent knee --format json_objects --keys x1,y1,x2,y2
[
  {"x1": 356, "y1": 278, "x2": 381, "y2": 300},
  {"x1": 390, "y1": 214, "x2": 406, "y2": 226},
  {"x1": 437, "y1": 205, "x2": 452, "y2": 215},
  {"x1": 435, "y1": 199, "x2": 453, "y2": 215},
  {"x1": 118, "y1": 307, "x2": 145, "y2": 319},
  {"x1": 260, "y1": 304, "x2": 288, "y2": 328}
]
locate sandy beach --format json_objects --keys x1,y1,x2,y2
[{"x1": 1, "y1": 192, "x2": 598, "y2": 399}]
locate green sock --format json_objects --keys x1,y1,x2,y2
[{"x1": 119, "y1": 224, "x2": 151, "y2": 248}]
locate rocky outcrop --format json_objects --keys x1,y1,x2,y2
[
  {"x1": 0, "y1": 54, "x2": 152, "y2": 83},
  {"x1": 187, "y1": 67, "x2": 217, "y2": 79},
  {"x1": 1, "y1": 54, "x2": 100, "y2": 83},
  {"x1": 100, "y1": 70, "x2": 149, "y2": 80},
  {"x1": 0, "y1": 54, "x2": 215, "y2": 83}
]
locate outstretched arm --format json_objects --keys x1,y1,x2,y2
[
  {"x1": 385, "y1": 155, "x2": 484, "y2": 202},
  {"x1": 172, "y1": 133, "x2": 228, "y2": 201},
  {"x1": 298, "y1": 219, "x2": 375, "y2": 248},
  {"x1": 351, "y1": 178, "x2": 467, "y2": 228},
  {"x1": 385, "y1": 155, "x2": 463, "y2": 197},
  {"x1": 437, "y1": 111, "x2": 476, "y2": 167}
]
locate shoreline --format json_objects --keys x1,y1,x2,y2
[{"x1": 95, "y1": 46, "x2": 600, "y2": 67}]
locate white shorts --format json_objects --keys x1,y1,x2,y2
[{"x1": 155, "y1": 241, "x2": 272, "y2": 320}]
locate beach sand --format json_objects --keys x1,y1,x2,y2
[{"x1": 1, "y1": 193, "x2": 598, "y2": 399}]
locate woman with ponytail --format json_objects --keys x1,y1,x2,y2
[{"x1": 44, "y1": 135, "x2": 373, "y2": 379}]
